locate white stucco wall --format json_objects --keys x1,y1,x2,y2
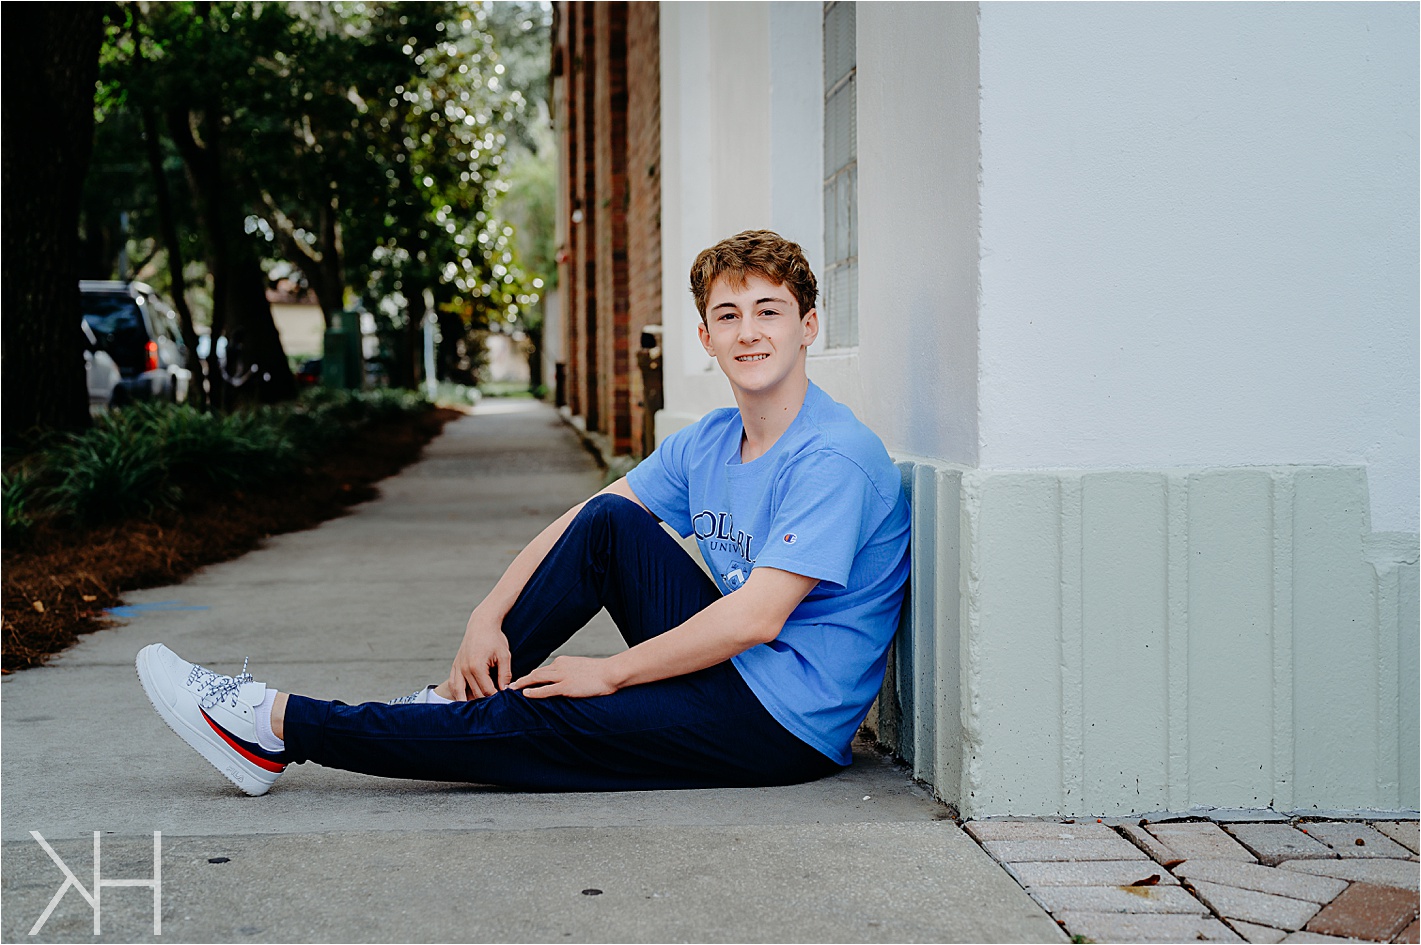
[
  {"x1": 658, "y1": 2, "x2": 751, "y2": 434},
  {"x1": 658, "y1": 1, "x2": 834, "y2": 438},
  {"x1": 977, "y1": 2, "x2": 1420, "y2": 532},
  {"x1": 768, "y1": 3, "x2": 825, "y2": 309},
  {"x1": 855, "y1": 3, "x2": 981, "y2": 466}
]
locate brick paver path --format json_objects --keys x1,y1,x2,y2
[{"x1": 967, "y1": 817, "x2": 1419, "y2": 943}]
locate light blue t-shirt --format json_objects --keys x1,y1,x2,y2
[{"x1": 626, "y1": 382, "x2": 910, "y2": 764}]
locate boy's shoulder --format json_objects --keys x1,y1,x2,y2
[
  {"x1": 673, "y1": 405, "x2": 741, "y2": 447},
  {"x1": 783, "y1": 386, "x2": 902, "y2": 503},
  {"x1": 797, "y1": 385, "x2": 892, "y2": 462}
]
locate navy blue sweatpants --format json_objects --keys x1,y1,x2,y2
[{"x1": 282, "y1": 495, "x2": 844, "y2": 790}]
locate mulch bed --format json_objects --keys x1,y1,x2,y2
[{"x1": 2, "y1": 406, "x2": 462, "y2": 672}]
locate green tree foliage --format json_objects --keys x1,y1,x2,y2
[
  {"x1": 490, "y1": 0, "x2": 555, "y2": 287},
  {"x1": 485, "y1": 1, "x2": 553, "y2": 158},
  {"x1": 484, "y1": 1, "x2": 554, "y2": 387},
  {"x1": 89, "y1": 1, "x2": 553, "y2": 398},
  {"x1": 342, "y1": 3, "x2": 532, "y2": 385},
  {"x1": 96, "y1": 2, "x2": 299, "y2": 405}
]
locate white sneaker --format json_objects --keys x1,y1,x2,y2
[
  {"x1": 135, "y1": 643, "x2": 286, "y2": 796},
  {"x1": 388, "y1": 684, "x2": 445, "y2": 705}
]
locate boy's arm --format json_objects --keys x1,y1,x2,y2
[
  {"x1": 508, "y1": 566, "x2": 817, "y2": 699},
  {"x1": 446, "y1": 477, "x2": 648, "y2": 700}
]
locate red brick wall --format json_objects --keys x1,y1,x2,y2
[
  {"x1": 553, "y1": 2, "x2": 660, "y2": 458},
  {"x1": 626, "y1": 2, "x2": 661, "y2": 458},
  {"x1": 574, "y1": 2, "x2": 598, "y2": 430},
  {"x1": 592, "y1": 3, "x2": 630, "y2": 452}
]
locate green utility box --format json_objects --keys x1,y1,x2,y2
[{"x1": 323, "y1": 310, "x2": 364, "y2": 389}]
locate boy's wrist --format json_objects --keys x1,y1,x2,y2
[
  {"x1": 469, "y1": 598, "x2": 509, "y2": 629},
  {"x1": 603, "y1": 651, "x2": 637, "y2": 690}
]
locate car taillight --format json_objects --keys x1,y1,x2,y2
[{"x1": 145, "y1": 340, "x2": 159, "y2": 372}]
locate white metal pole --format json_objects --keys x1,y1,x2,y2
[{"x1": 423, "y1": 288, "x2": 437, "y2": 401}]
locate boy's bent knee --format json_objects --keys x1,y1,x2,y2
[
  {"x1": 579, "y1": 492, "x2": 649, "y2": 526},
  {"x1": 570, "y1": 493, "x2": 668, "y2": 556}
]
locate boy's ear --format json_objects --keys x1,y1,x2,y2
[
  {"x1": 697, "y1": 319, "x2": 714, "y2": 356},
  {"x1": 801, "y1": 308, "x2": 820, "y2": 348}
]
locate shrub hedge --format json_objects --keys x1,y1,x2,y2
[{"x1": 2, "y1": 388, "x2": 430, "y2": 543}]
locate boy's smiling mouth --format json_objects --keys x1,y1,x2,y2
[{"x1": 736, "y1": 353, "x2": 769, "y2": 362}]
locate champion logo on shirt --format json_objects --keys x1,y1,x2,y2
[{"x1": 783, "y1": 533, "x2": 797, "y2": 544}]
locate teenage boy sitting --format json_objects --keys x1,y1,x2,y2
[{"x1": 136, "y1": 229, "x2": 910, "y2": 796}]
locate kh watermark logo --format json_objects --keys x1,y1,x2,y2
[{"x1": 28, "y1": 831, "x2": 161, "y2": 936}]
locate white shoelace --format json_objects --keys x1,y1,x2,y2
[{"x1": 187, "y1": 658, "x2": 254, "y2": 710}]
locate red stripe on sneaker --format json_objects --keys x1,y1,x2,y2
[{"x1": 200, "y1": 709, "x2": 286, "y2": 773}]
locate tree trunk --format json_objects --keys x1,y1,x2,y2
[
  {"x1": 525, "y1": 322, "x2": 543, "y2": 394},
  {"x1": 388, "y1": 284, "x2": 428, "y2": 389},
  {"x1": 168, "y1": 107, "x2": 295, "y2": 408},
  {"x1": 221, "y1": 246, "x2": 296, "y2": 405},
  {"x1": 436, "y1": 308, "x2": 470, "y2": 385},
  {"x1": 1, "y1": 4, "x2": 106, "y2": 442},
  {"x1": 264, "y1": 193, "x2": 345, "y2": 327},
  {"x1": 141, "y1": 107, "x2": 206, "y2": 410},
  {"x1": 167, "y1": 106, "x2": 228, "y2": 404},
  {"x1": 314, "y1": 199, "x2": 345, "y2": 323}
]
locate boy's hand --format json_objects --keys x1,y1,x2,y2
[
  {"x1": 447, "y1": 613, "x2": 513, "y2": 700},
  {"x1": 510, "y1": 655, "x2": 620, "y2": 699}
]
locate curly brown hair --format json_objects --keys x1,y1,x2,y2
[{"x1": 689, "y1": 230, "x2": 818, "y2": 322}]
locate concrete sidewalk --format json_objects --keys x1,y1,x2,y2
[{"x1": 1, "y1": 399, "x2": 1062, "y2": 943}]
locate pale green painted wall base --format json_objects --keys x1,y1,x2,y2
[{"x1": 866, "y1": 462, "x2": 1420, "y2": 819}]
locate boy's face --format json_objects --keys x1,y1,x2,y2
[{"x1": 698, "y1": 273, "x2": 819, "y2": 399}]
